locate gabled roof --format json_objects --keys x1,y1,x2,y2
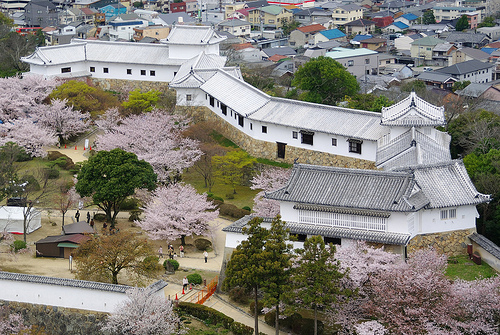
[
  {"x1": 376, "y1": 127, "x2": 451, "y2": 169},
  {"x1": 417, "y1": 71, "x2": 457, "y2": 84},
  {"x1": 433, "y1": 42, "x2": 454, "y2": 52},
  {"x1": 218, "y1": 19, "x2": 250, "y2": 27},
  {"x1": 163, "y1": 25, "x2": 226, "y2": 45},
  {"x1": 390, "y1": 21, "x2": 409, "y2": 29},
  {"x1": 435, "y1": 59, "x2": 495, "y2": 75},
  {"x1": 62, "y1": 221, "x2": 95, "y2": 235},
  {"x1": 169, "y1": 52, "x2": 231, "y2": 88},
  {"x1": 410, "y1": 36, "x2": 443, "y2": 46},
  {"x1": 381, "y1": 91, "x2": 446, "y2": 127},
  {"x1": 445, "y1": 32, "x2": 489, "y2": 44},
  {"x1": 401, "y1": 13, "x2": 418, "y2": 20},
  {"x1": 262, "y1": 46, "x2": 296, "y2": 57},
  {"x1": 260, "y1": 5, "x2": 287, "y2": 15},
  {"x1": 455, "y1": 47, "x2": 490, "y2": 61},
  {"x1": 297, "y1": 24, "x2": 326, "y2": 33},
  {"x1": 318, "y1": 28, "x2": 346, "y2": 40},
  {"x1": 36, "y1": 233, "x2": 90, "y2": 245},
  {"x1": 344, "y1": 19, "x2": 376, "y2": 26},
  {"x1": 351, "y1": 34, "x2": 372, "y2": 42},
  {"x1": 456, "y1": 83, "x2": 491, "y2": 98},
  {"x1": 361, "y1": 37, "x2": 386, "y2": 44},
  {"x1": 338, "y1": 3, "x2": 363, "y2": 11}
]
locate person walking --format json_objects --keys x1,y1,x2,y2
[
  {"x1": 183, "y1": 277, "x2": 189, "y2": 291},
  {"x1": 75, "y1": 210, "x2": 80, "y2": 222},
  {"x1": 179, "y1": 245, "x2": 184, "y2": 258},
  {"x1": 158, "y1": 246, "x2": 163, "y2": 258},
  {"x1": 87, "y1": 212, "x2": 91, "y2": 223},
  {"x1": 203, "y1": 250, "x2": 208, "y2": 263}
]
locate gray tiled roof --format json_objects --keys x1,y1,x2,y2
[
  {"x1": 163, "y1": 25, "x2": 226, "y2": 45},
  {"x1": 222, "y1": 215, "x2": 411, "y2": 245},
  {"x1": 0, "y1": 271, "x2": 168, "y2": 294},
  {"x1": 469, "y1": 233, "x2": 500, "y2": 260},
  {"x1": 445, "y1": 32, "x2": 489, "y2": 44},
  {"x1": 376, "y1": 127, "x2": 451, "y2": 169},
  {"x1": 435, "y1": 59, "x2": 495, "y2": 76},
  {"x1": 417, "y1": 71, "x2": 457, "y2": 83},
  {"x1": 456, "y1": 47, "x2": 490, "y2": 61},
  {"x1": 381, "y1": 92, "x2": 445, "y2": 127},
  {"x1": 266, "y1": 163, "x2": 421, "y2": 212}
]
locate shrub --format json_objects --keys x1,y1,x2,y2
[
  {"x1": 230, "y1": 322, "x2": 254, "y2": 335},
  {"x1": 69, "y1": 162, "x2": 83, "y2": 175},
  {"x1": 44, "y1": 168, "x2": 60, "y2": 179},
  {"x1": 129, "y1": 210, "x2": 141, "y2": 222},
  {"x1": 228, "y1": 287, "x2": 250, "y2": 304},
  {"x1": 177, "y1": 302, "x2": 234, "y2": 329},
  {"x1": 187, "y1": 273, "x2": 202, "y2": 285},
  {"x1": 120, "y1": 198, "x2": 140, "y2": 210},
  {"x1": 93, "y1": 213, "x2": 107, "y2": 221},
  {"x1": 143, "y1": 256, "x2": 161, "y2": 271},
  {"x1": 218, "y1": 203, "x2": 250, "y2": 219},
  {"x1": 163, "y1": 259, "x2": 179, "y2": 271},
  {"x1": 264, "y1": 312, "x2": 322, "y2": 335},
  {"x1": 194, "y1": 238, "x2": 212, "y2": 251},
  {"x1": 242, "y1": 206, "x2": 251, "y2": 212},
  {"x1": 11, "y1": 240, "x2": 27, "y2": 252},
  {"x1": 47, "y1": 151, "x2": 75, "y2": 170},
  {"x1": 249, "y1": 300, "x2": 264, "y2": 316},
  {"x1": 225, "y1": 193, "x2": 235, "y2": 200}
]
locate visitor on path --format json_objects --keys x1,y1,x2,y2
[
  {"x1": 179, "y1": 245, "x2": 184, "y2": 257},
  {"x1": 87, "y1": 212, "x2": 91, "y2": 223},
  {"x1": 183, "y1": 277, "x2": 189, "y2": 290},
  {"x1": 203, "y1": 250, "x2": 208, "y2": 263},
  {"x1": 158, "y1": 246, "x2": 163, "y2": 258},
  {"x1": 89, "y1": 219, "x2": 95, "y2": 229},
  {"x1": 102, "y1": 222, "x2": 107, "y2": 234},
  {"x1": 75, "y1": 210, "x2": 80, "y2": 222}
]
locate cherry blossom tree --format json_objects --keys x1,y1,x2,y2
[
  {"x1": 0, "y1": 118, "x2": 57, "y2": 157},
  {"x1": 0, "y1": 306, "x2": 32, "y2": 334},
  {"x1": 95, "y1": 107, "x2": 122, "y2": 133},
  {"x1": 0, "y1": 74, "x2": 56, "y2": 121},
  {"x1": 250, "y1": 167, "x2": 291, "y2": 217},
  {"x1": 138, "y1": 182, "x2": 219, "y2": 245},
  {"x1": 33, "y1": 99, "x2": 90, "y2": 143},
  {"x1": 96, "y1": 109, "x2": 202, "y2": 182},
  {"x1": 101, "y1": 286, "x2": 183, "y2": 335}
]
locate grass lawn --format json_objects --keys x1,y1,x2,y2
[{"x1": 445, "y1": 255, "x2": 498, "y2": 280}]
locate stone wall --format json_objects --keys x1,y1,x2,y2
[
  {"x1": 0, "y1": 300, "x2": 108, "y2": 335},
  {"x1": 407, "y1": 228, "x2": 476, "y2": 257},
  {"x1": 90, "y1": 78, "x2": 172, "y2": 93},
  {"x1": 181, "y1": 106, "x2": 377, "y2": 169}
]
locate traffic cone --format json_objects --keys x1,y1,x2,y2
[
  {"x1": 64, "y1": 144, "x2": 67, "y2": 148},
  {"x1": 189, "y1": 283, "x2": 192, "y2": 290},
  {"x1": 75, "y1": 145, "x2": 77, "y2": 150},
  {"x1": 175, "y1": 294, "x2": 178, "y2": 300},
  {"x1": 89, "y1": 145, "x2": 92, "y2": 151},
  {"x1": 83, "y1": 147, "x2": 86, "y2": 151},
  {"x1": 182, "y1": 287, "x2": 185, "y2": 295}
]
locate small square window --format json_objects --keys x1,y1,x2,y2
[
  {"x1": 440, "y1": 210, "x2": 448, "y2": 220},
  {"x1": 186, "y1": 94, "x2": 192, "y2": 101},
  {"x1": 150, "y1": 70, "x2": 155, "y2": 76},
  {"x1": 332, "y1": 138, "x2": 337, "y2": 146},
  {"x1": 262, "y1": 126, "x2": 267, "y2": 133},
  {"x1": 348, "y1": 139, "x2": 362, "y2": 154},
  {"x1": 449, "y1": 209, "x2": 456, "y2": 218},
  {"x1": 90, "y1": 67, "x2": 95, "y2": 72},
  {"x1": 103, "y1": 68, "x2": 109, "y2": 73},
  {"x1": 301, "y1": 132, "x2": 314, "y2": 145},
  {"x1": 292, "y1": 131, "x2": 298, "y2": 139},
  {"x1": 127, "y1": 69, "x2": 132, "y2": 75},
  {"x1": 365, "y1": 58, "x2": 370, "y2": 64},
  {"x1": 348, "y1": 60, "x2": 354, "y2": 67},
  {"x1": 141, "y1": 70, "x2": 146, "y2": 75}
]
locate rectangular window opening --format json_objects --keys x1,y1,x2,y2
[
  {"x1": 262, "y1": 126, "x2": 267, "y2": 133},
  {"x1": 141, "y1": 70, "x2": 146, "y2": 75},
  {"x1": 61, "y1": 67, "x2": 71, "y2": 73},
  {"x1": 103, "y1": 67, "x2": 109, "y2": 73},
  {"x1": 348, "y1": 139, "x2": 362, "y2": 154},
  {"x1": 150, "y1": 70, "x2": 155, "y2": 76},
  {"x1": 300, "y1": 130, "x2": 314, "y2": 145},
  {"x1": 292, "y1": 131, "x2": 298, "y2": 139},
  {"x1": 186, "y1": 94, "x2": 192, "y2": 101},
  {"x1": 90, "y1": 67, "x2": 95, "y2": 72},
  {"x1": 332, "y1": 138, "x2": 337, "y2": 146},
  {"x1": 127, "y1": 69, "x2": 132, "y2": 75}
]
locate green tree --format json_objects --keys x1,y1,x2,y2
[
  {"x1": 73, "y1": 230, "x2": 157, "y2": 284},
  {"x1": 285, "y1": 235, "x2": 351, "y2": 335},
  {"x1": 344, "y1": 94, "x2": 394, "y2": 112},
  {"x1": 292, "y1": 56, "x2": 360, "y2": 105},
  {"x1": 224, "y1": 217, "x2": 270, "y2": 335},
  {"x1": 212, "y1": 150, "x2": 256, "y2": 194},
  {"x1": 47, "y1": 80, "x2": 119, "y2": 117},
  {"x1": 452, "y1": 80, "x2": 471, "y2": 92},
  {"x1": 261, "y1": 215, "x2": 292, "y2": 335},
  {"x1": 0, "y1": 142, "x2": 28, "y2": 201},
  {"x1": 400, "y1": 80, "x2": 426, "y2": 95},
  {"x1": 281, "y1": 20, "x2": 300, "y2": 36},
  {"x1": 456, "y1": 15, "x2": 470, "y2": 31},
  {"x1": 122, "y1": 89, "x2": 160, "y2": 115},
  {"x1": 478, "y1": 16, "x2": 495, "y2": 27},
  {"x1": 422, "y1": 10, "x2": 436, "y2": 24},
  {"x1": 75, "y1": 149, "x2": 157, "y2": 227}
]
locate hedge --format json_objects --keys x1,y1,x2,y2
[{"x1": 177, "y1": 302, "x2": 259, "y2": 335}]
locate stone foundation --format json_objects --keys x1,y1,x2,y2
[
  {"x1": 181, "y1": 106, "x2": 377, "y2": 169},
  {"x1": 407, "y1": 228, "x2": 476, "y2": 257},
  {"x1": 0, "y1": 300, "x2": 108, "y2": 335},
  {"x1": 90, "y1": 78, "x2": 172, "y2": 93}
]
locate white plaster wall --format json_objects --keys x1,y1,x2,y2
[
  {"x1": 175, "y1": 88, "x2": 206, "y2": 106},
  {"x1": 87, "y1": 62, "x2": 177, "y2": 82},
  {"x1": 471, "y1": 243, "x2": 500, "y2": 273},
  {"x1": 168, "y1": 44, "x2": 219, "y2": 60},
  {"x1": 386, "y1": 212, "x2": 410, "y2": 233},
  {"x1": 419, "y1": 206, "x2": 478, "y2": 234},
  {"x1": 279, "y1": 202, "x2": 298, "y2": 223}
]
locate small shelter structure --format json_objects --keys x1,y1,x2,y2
[
  {"x1": 36, "y1": 221, "x2": 94, "y2": 258},
  {"x1": 0, "y1": 206, "x2": 41, "y2": 234}
]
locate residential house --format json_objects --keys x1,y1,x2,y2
[
  {"x1": 157, "y1": 13, "x2": 195, "y2": 25},
  {"x1": 289, "y1": 24, "x2": 326, "y2": 48},
  {"x1": 80, "y1": 7, "x2": 99, "y2": 24},
  {"x1": 293, "y1": 8, "x2": 333, "y2": 25},
  {"x1": 218, "y1": 19, "x2": 251, "y2": 38},
  {"x1": 344, "y1": 19, "x2": 376, "y2": 36},
  {"x1": 372, "y1": 16, "x2": 394, "y2": 28},
  {"x1": 378, "y1": 63, "x2": 413, "y2": 79},
  {"x1": 58, "y1": 8, "x2": 81, "y2": 25},
  {"x1": 477, "y1": 26, "x2": 500, "y2": 41},
  {"x1": 24, "y1": 0, "x2": 58, "y2": 28},
  {"x1": 410, "y1": 36, "x2": 444, "y2": 63},
  {"x1": 433, "y1": 5, "x2": 481, "y2": 23},
  {"x1": 416, "y1": 71, "x2": 458, "y2": 89},
  {"x1": 108, "y1": 19, "x2": 148, "y2": 41},
  {"x1": 228, "y1": 7, "x2": 254, "y2": 21},
  {"x1": 331, "y1": 4, "x2": 364, "y2": 26},
  {"x1": 379, "y1": 53, "x2": 397, "y2": 66},
  {"x1": 185, "y1": 0, "x2": 199, "y2": 16},
  {"x1": 170, "y1": 2, "x2": 186, "y2": 13},
  {"x1": 394, "y1": 33, "x2": 422, "y2": 51},
  {"x1": 224, "y1": 3, "x2": 246, "y2": 19},
  {"x1": 248, "y1": 5, "x2": 293, "y2": 29},
  {"x1": 261, "y1": 46, "x2": 297, "y2": 60},
  {"x1": 395, "y1": 13, "x2": 418, "y2": 26},
  {"x1": 463, "y1": 11, "x2": 479, "y2": 29},
  {"x1": 451, "y1": 47, "x2": 490, "y2": 65},
  {"x1": 456, "y1": 82, "x2": 499, "y2": 100},
  {"x1": 432, "y1": 42, "x2": 456, "y2": 66},
  {"x1": 97, "y1": 3, "x2": 127, "y2": 21},
  {"x1": 383, "y1": 21, "x2": 409, "y2": 33},
  {"x1": 133, "y1": 25, "x2": 171, "y2": 42},
  {"x1": 444, "y1": 32, "x2": 490, "y2": 48},
  {"x1": 351, "y1": 34, "x2": 373, "y2": 47},
  {"x1": 313, "y1": 28, "x2": 346, "y2": 45},
  {"x1": 435, "y1": 59, "x2": 495, "y2": 83},
  {"x1": 359, "y1": 37, "x2": 387, "y2": 51},
  {"x1": 22, "y1": 25, "x2": 226, "y2": 82},
  {"x1": 44, "y1": 25, "x2": 77, "y2": 45},
  {"x1": 326, "y1": 47, "x2": 379, "y2": 77},
  {"x1": 410, "y1": 23, "x2": 454, "y2": 33},
  {"x1": 379, "y1": 0, "x2": 415, "y2": 12}
]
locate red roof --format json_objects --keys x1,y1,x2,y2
[
  {"x1": 486, "y1": 41, "x2": 500, "y2": 48},
  {"x1": 80, "y1": 7, "x2": 96, "y2": 14},
  {"x1": 268, "y1": 54, "x2": 288, "y2": 62},
  {"x1": 372, "y1": 16, "x2": 393, "y2": 27},
  {"x1": 297, "y1": 24, "x2": 326, "y2": 33},
  {"x1": 235, "y1": 7, "x2": 254, "y2": 16},
  {"x1": 233, "y1": 42, "x2": 254, "y2": 50}
]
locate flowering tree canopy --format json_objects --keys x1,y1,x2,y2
[
  {"x1": 251, "y1": 167, "x2": 291, "y2": 217},
  {"x1": 0, "y1": 118, "x2": 57, "y2": 157},
  {"x1": 138, "y1": 182, "x2": 219, "y2": 243},
  {"x1": 96, "y1": 110, "x2": 202, "y2": 182},
  {"x1": 101, "y1": 287, "x2": 183, "y2": 335}
]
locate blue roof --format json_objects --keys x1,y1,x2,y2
[
  {"x1": 392, "y1": 21, "x2": 409, "y2": 29},
  {"x1": 319, "y1": 28, "x2": 346, "y2": 40},
  {"x1": 109, "y1": 20, "x2": 144, "y2": 27},
  {"x1": 401, "y1": 13, "x2": 418, "y2": 20},
  {"x1": 352, "y1": 34, "x2": 372, "y2": 42},
  {"x1": 480, "y1": 47, "x2": 498, "y2": 55}
]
